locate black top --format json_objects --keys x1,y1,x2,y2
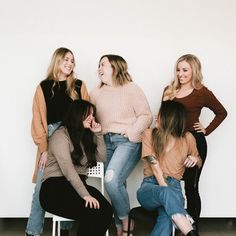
[{"x1": 40, "y1": 79, "x2": 82, "y2": 124}]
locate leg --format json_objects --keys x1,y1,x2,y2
[
  {"x1": 25, "y1": 169, "x2": 45, "y2": 235},
  {"x1": 104, "y1": 134, "x2": 141, "y2": 234},
  {"x1": 184, "y1": 132, "x2": 207, "y2": 227},
  {"x1": 40, "y1": 177, "x2": 113, "y2": 236}
]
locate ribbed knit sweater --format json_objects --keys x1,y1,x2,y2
[{"x1": 90, "y1": 82, "x2": 153, "y2": 143}]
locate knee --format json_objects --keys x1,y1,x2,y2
[{"x1": 104, "y1": 169, "x2": 117, "y2": 188}]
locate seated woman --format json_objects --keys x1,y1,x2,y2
[
  {"x1": 137, "y1": 101, "x2": 202, "y2": 236},
  {"x1": 39, "y1": 99, "x2": 113, "y2": 236}
]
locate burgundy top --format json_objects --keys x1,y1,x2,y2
[{"x1": 171, "y1": 86, "x2": 227, "y2": 135}]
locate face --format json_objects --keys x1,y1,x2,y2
[
  {"x1": 59, "y1": 52, "x2": 75, "y2": 78},
  {"x1": 98, "y1": 57, "x2": 113, "y2": 85},
  {"x1": 176, "y1": 60, "x2": 193, "y2": 86},
  {"x1": 83, "y1": 108, "x2": 95, "y2": 129}
]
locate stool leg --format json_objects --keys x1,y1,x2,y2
[
  {"x1": 127, "y1": 215, "x2": 131, "y2": 236},
  {"x1": 52, "y1": 220, "x2": 56, "y2": 236}
]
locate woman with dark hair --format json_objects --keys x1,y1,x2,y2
[
  {"x1": 39, "y1": 99, "x2": 113, "y2": 236},
  {"x1": 137, "y1": 101, "x2": 202, "y2": 236}
]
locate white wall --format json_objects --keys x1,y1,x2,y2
[{"x1": 0, "y1": 0, "x2": 235, "y2": 217}]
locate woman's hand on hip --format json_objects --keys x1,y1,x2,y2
[
  {"x1": 83, "y1": 195, "x2": 100, "y2": 209},
  {"x1": 193, "y1": 122, "x2": 206, "y2": 134},
  {"x1": 184, "y1": 155, "x2": 199, "y2": 168}
]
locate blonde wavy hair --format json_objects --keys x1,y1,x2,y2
[
  {"x1": 99, "y1": 54, "x2": 133, "y2": 87},
  {"x1": 163, "y1": 54, "x2": 203, "y2": 101},
  {"x1": 45, "y1": 47, "x2": 79, "y2": 100}
]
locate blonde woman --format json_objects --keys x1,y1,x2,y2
[
  {"x1": 163, "y1": 54, "x2": 227, "y2": 232},
  {"x1": 26, "y1": 47, "x2": 89, "y2": 236},
  {"x1": 90, "y1": 54, "x2": 153, "y2": 236}
]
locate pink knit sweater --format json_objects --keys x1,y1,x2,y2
[{"x1": 90, "y1": 82, "x2": 153, "y2": 143}]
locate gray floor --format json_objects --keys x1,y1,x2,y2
[{"x1": 0, "y1": 218, "x2": 236, "y2": 236}]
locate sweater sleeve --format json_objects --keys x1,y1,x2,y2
[
  {"x1": 31, "y1": 85, "x2": 48, "y2": 154},
  {"x1": 81, "y1": 81, "x2": 90, "y2": 101},
  {"x1": 126, "y1": 84, "x2": 153, "y2": 142},
  {"x1": 50, "y1": 131, "x2": 90, "y2": 198},
  {"x1": 94, "y1": 132, "x2": 107, "y2": 162},
  {"x1": 203, "y1": 87, "x2": 227, "y2": 135}
]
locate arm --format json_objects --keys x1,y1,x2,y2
[
  {"x1": 203, "y1": 87, "x2": 227, "y2": 135},
  {"x1": 50, "y1": 131, "x2": 90, "y2": 198},
  {"x1": 126, "y1": 84, "x2": 153, "y2": 142},
  {"x1": 31, "y1": 85, "x2": 48, "y2": 154},
  {"x1": 144, "y1": 155, "x2": 168, "y2": 186},
  {"x1": 81, "y1": 81, "x2": 90, "y2": 101},
  {"x1": 142, "y1": 129, "x2": 167, "y2": 186}
]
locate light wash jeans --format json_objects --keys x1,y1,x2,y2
[
  {"x1": 137, "y1": 176, "x2": 192, "y2": 236},
  {"x1": 26, "y1": 122, "x2": 73, "y2": 235},
  {"x1": 104, "y1": 133, "x2": 141, "y2": 228}
]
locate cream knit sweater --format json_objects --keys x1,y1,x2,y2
[{"x1": 90, "y1": 82, "x2": 153, "y2": 143}]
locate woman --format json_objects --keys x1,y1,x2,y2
[
  {"x1": 137, "y1": 100, "x2": 202, "y2": 236},
  {"x1": 39, "y1": 99, "x2": 113, "y2": 236},
  {"x1": 26, "y1": 47, "x2": 89, "y2": 236},
  {"x1": 162, "y1": 54, "x2": 227, "y2": 231},
  {"x1": 90, "y1": 54, "x2": 153, "y2": 236}
]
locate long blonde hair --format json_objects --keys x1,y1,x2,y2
[
  {"x1": 99, "y1": 54, "x2": 133, "y2": 87},
  {"x1": 163, "y1": 54, "x2": 203, "y2": 101},
  {"x1": 45, "y1": 47, "x2": 79, "y2": 100}
]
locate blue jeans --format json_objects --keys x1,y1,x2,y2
[
  {"x1": 104, "y1": 133, "x2": 141, "y2": 227},
  {"x1": 137, "y1": 176, "x2": 190, "y2": 236},
  {"x1": 26, "y1": 122, "x2": 72, "y2": 235}
]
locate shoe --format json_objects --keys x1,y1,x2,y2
[
  {"x1": 60, "y1": 229, "x2": 69, "y2": 236},
  {"x1": 187, "y1": 230, "x2": 200, "y2": 236}
]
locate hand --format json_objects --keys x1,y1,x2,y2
[
  {"x1": 89, "y1": 119, "x2": 102, "y2": 133},
  {"x1": 184, "y1": 155, "x2": 199, "y2": 168},
  {"x1": 193, "y1": 122, "x2": 206, "y2": 134},
  {"x1": 83, "y1": 195, "x2": 100, "y2": 209},
  {"x1": 39, "y1": 151, "x2": 48, "y2": 171}
]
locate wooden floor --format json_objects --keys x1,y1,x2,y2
[{"x1": 0, "y1": 217, "x2": 236, "y2": 236}]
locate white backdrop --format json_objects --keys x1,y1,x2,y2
[{"x1": 0, "y1": 0, "x2": 235, "y2": 217}]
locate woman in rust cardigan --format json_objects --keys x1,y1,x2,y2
[{"x1": 25, "y1": 47, "x2": 89, "y2": 236}]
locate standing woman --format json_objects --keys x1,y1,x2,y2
[
  {"x1": 90, "y1": 54, "x2": 153, "y2": 236},
  {"x1": 162, "y1": 54, "x2": 227, "y2": 231},
  {"x1": 25, "y1": 47, "x2": 89, "y2": 236},
  {"x1": 39, "y1": 99, "x2": 113, "y2": 236}
]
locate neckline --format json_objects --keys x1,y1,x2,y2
[{"x1": 175, "y1": 88, "x2": 194, "y2": 99}]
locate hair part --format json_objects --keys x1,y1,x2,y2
[
  {"x1": 99, "y1": 54, "x2": 132, "y2": 87},
  {"x1": 45, "y1": 47, "x2": 79, "y2": 100},
  {"x1": 163, "y1": 54, "x2": 203, "y2": 101},
  {"x1": 152, "y1": 101, "x2": 187, "y2": 156},
  {"x1": 61, "y1": 99, "x2": 97, "y2": 167}
]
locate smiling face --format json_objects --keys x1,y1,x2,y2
[
  {"x1": 58, "y1": 52, "x2": 75, "y2": 80},
  {"x1": 176, "y1": 60, "x2": 193, "y2": 86},
  {"x1": 98, "y1": 57, "x2": 113, "y2": 85}
]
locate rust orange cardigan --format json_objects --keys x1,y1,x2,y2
[{"x1": 31, "y1": 81, "x2": 89, "y2": 183}]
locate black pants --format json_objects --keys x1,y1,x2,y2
[
  {"x1": 40, "y1": 176, "x2": 113, "y2": 236},
  {"x1": 183, "y1": 131, "x2": 207, "y2": 224}
]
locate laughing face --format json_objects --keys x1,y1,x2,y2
[
  {"x1": 98, "y1": 57, "x2": 113, "y2": 85},
  {"x1": 58, "y1": 52, "x2": 75, "y2": 79},
  {"x1": 176, "y1": 60, "x2": 193, "y2": 86}
]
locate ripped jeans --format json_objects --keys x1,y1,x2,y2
[
  {"x1": 104, "y1": 133, "x2": 141, "y2": 228},
  {"x1": 26, "y1": 122, "x2": 73, "y2": 235},
  {"x1": 137, "y1": 176, "x2": 191, "y2": 236}
]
